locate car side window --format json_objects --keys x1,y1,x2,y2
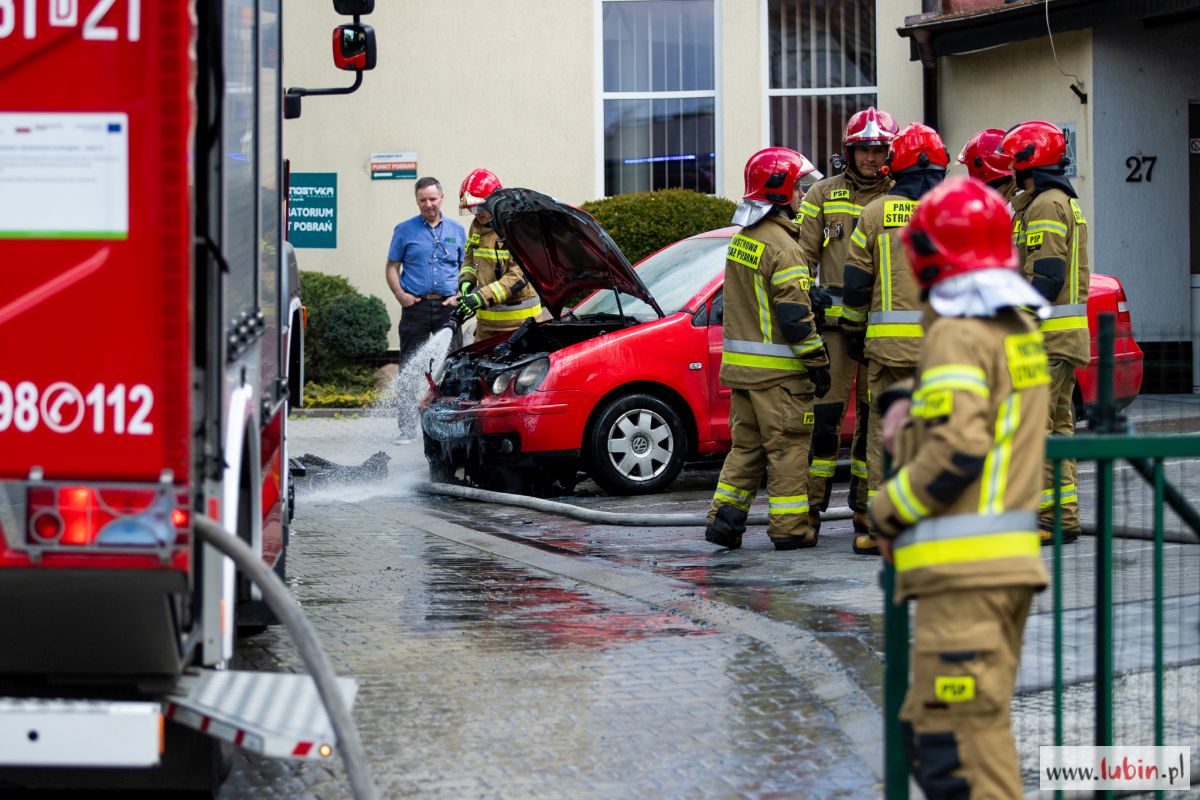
[{"x1": 710, "y1": 291, "x2": 723, "y2": 325}]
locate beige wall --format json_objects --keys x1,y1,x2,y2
[
  {"x1": 937, "y1": 30, "x2": 1094, "y2": 227},
  {"x1": 720, "y1": 1, "x2": 764, "y2": 197},
  {"x1": 284, "y1": 2, "x2": 596, "y2": 347},
  {"x1": 875, "y1": 0, "x2": 924, "y2": 128}
]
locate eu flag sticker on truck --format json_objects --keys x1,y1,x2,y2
[{"x1": 0, "y1": 112, "x2": 129, "y2": 240}]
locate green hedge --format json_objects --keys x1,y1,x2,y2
[
  {"x1": 300, "y1": 271, "x2": 388, "y2": 399},
  {"x1": 580, "y1": 188, "x2": 737, "y2": 264}
]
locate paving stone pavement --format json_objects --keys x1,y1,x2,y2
[
  {"x1": 224, "y1": 472, "x2": 876, "y2": 798},
  {"x1": 223, "y1": 411, "x2": 1200, "y2": 797}
]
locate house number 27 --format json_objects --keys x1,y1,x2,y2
[{"x1": 1125, "y1": 155, "x2": 1157, "y2": 182}]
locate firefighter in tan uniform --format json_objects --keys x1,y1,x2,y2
[
  {"x1": 1000, "y1": 121, "x2": 1089, "y2": 544},
  {"x1": 871, "y1": 177, "x2": 1051, "y2": 798},
  {"x1": 795, "y1": 107, "x2": 897, "y2": 540},
  {"x1": 842, "y1": 123, "x2": 948, "y2": 554},
  {"x1": 706, "y1": 147, "x2": 831, "y2": 551},
  {"x1": 456, "y1": 169, "x2": 543, "y2": 341},
  {"x1": 958, "y1": 128, "x2": 1021, "y2": 205}
]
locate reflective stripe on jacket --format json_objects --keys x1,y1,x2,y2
[
  {"x1": 842, "y1": 193, "x2": 925, "y2": 367},
  {"x1": 794, "y1": 170, "x2": 891, "y2": 327},
  {"x1": 1014, "y1": 188, "x2": 1090, "y2": 365},
  {"x1": 869, "y1": 310, "x2": 1051, "y2": 600},
  {"x1": 460, "y1": 218, "x2": 542, "y2": 323},
  {"x1": 720, "y1": 213, "x2": 828, "y2": 391}
]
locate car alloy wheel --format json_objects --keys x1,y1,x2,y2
[
  {"x1": 587, "y1": 393, "x2": 687, "y2": 495},
  {"x1": 607, "y1": 407, "x2": 673, "y2": 482}
]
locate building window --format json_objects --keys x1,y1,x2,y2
[
  {"x1": 768, "y1": 0, "x2": 876, "y2": 172},
  {"x1": 601, "y1": 0, "x2": 718, "y2": 196}
]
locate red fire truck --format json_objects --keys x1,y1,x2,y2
[{"x1": 0, "y1": 0, "x2": 376, "y2": 792}]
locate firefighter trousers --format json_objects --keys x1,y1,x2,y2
[
  {"x1": 901, "y1": 586, "x2": 1034, "y2": 800},
  {"x1": 809, "y1": 328, "x2": 870, "y2": 520},
  {"x1": 867, "y1": 360, "x2": 916, "y2": 523},
  {"x1": 1040, "y1": 360, "x2": 1080, "y2": 532},
  {"x1": 707, "y1": 384, "x2": 815, "y2": 543}
]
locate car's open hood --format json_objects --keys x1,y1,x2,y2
[{"x1": 483, "y1": 188, "x2": 664, "y2": 319}]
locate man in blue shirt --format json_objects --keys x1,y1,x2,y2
[{"x1": 385, "y1": 176, "x2": 466, "y2": 441}]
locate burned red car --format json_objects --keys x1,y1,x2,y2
[{"x1": 421, "y1": 189, "x2": 1141, "y2": 496}]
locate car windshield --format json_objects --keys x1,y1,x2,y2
[{"x1": 571, "y1": 235, "x2": 729, "y2": 321}]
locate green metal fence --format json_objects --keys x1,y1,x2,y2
[{"x1": 883, "y1": 315, "x2": 1200, "y2": 798}]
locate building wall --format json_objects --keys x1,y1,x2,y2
[
  {"x1": 1093, "y1": 19, "x2": 1200, "y2": 343},
  {"x1": 283, "y1": 2, "x2": 596, "y2": 347},
  {"x1": 936, "y1": 29, "x2": 1094, "y2": 230},
  {"x1": 875, "y1": 0, "x2": 924, "y2": 127}
]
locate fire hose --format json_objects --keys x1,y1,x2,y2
[
  {"x1": 193, "y1": 516, "x2": 378, "y2": 800},
  {"x1": 414, "y1": 481, "x2": 854, "y2": 526}
]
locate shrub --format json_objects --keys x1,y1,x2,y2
[
  {"x1": 322, "y1": 293, "x2": 391, "y2": 360},
  {"x1": 299, "y1": 271, "x2": 389, "y2": 404},
  {"x1": 580, "y1": 188, "x2": 737, "y2": 264}
]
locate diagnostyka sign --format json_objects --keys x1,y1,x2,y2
[{"x1": 288, "y1": 172, "x2": 337, "y2": 248}]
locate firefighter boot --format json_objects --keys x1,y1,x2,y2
[
  {"x1": 705, "y1": 504, "x2": 748, "y2": 549},
  {"x1": 808, "y1": 508, "x2": 822, "y2": 538},
  {"x1": 772, "y1": 528, "x2": 818, "y2": 551},
  {"x1": 1039, "y1": 527, "x2": 1079, "y2": 546},
  {"x1": 852, "y1": 511, "x2": 869, "y2": 534},
  {"x1": 852, "y1": 532, "x2": 880, "y2": 555}
]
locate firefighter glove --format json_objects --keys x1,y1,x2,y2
[
  {"x1": 809, "y1": 285, "x2": 834, "y2": 330},
  {"x1": 846, "y1": 329, "x2": 867, "y2": 365},
  {"x1": 459, "y1": 280, "x2": 476, "y2": 296},
  {"x1": 458, "y1": 291, "x2": 485, "y2": 319},
  {"x1": 808, "y1": 365, "x2": 832, "y2": 399}
]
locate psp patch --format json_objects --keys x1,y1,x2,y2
[{"x1": 935, "y1": 676, "x2": 976, "y2": 703}]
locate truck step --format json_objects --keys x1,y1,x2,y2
[
  {"x1": 288, "y1": 456, "x2": 307, "y2": 477},
  {"x1": 0, "y1": 698, "x2": 161, "y2": 767},
  {"x1": 165, "y1": 669, "x2": 356, "y2": 760}
]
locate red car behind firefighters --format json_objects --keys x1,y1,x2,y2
[{"x1": 421, "y1": 191, "x2": 1142, "y2": 496}]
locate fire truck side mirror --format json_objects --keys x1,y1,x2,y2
[
  {"x1": 332, "y1": 24, "x2": 376, "y2": 71},
  {"x1": 333, "y1": 0, "x2": 374, "y2": 14}
]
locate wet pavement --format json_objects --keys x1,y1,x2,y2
[{"x1": 223, "y1": 400, "x2": 1200, "y2": 797}]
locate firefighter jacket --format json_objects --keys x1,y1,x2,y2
[
  {"x1": 841, "y1": 191, "x2": 924, "y2": 367},
  {"x1": 869, "y1": 309, "x2": 1051, "y2": 601},
  {"x1": 720, "y1": 211, "x2": 829, "y2": 391},
  {"x1": 459, "y1": 219, "x2": 542, "y2": 326},
  {"x1": 1013, "y1": 183, "x2": 1090, "y2": 366},
  {"x1": 795, "y1": 169, "x2": 892, "y2": 329}
]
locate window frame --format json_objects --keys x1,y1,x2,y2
[
  {"x1": 593, "y1": 0, "x2": 724, "y2": 198},
  {"x1": 759, "y1": 0, "x2": 879, "y2": 149}
]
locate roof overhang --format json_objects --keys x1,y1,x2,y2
[{"x1": 898, "y1": 0, "x2": 1200, "y2": 59}]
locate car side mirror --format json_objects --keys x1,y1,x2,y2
[
  {"x1": 332, "y1": 24, "x2": 376, "y2": 71},
  {"x1": 333, "y1": 0, "x2": 374, "y2": 14}
]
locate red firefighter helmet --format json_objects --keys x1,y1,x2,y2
[
  {"x1": 742, "y1": 147, "x2": 820, "y2": 205},
  {"x1": 886, "y1": 123, "x2": 949, "y2": 174},
  {"x1": 999, "y1": 120, "x2": 1066, "y2": 170},
  {"x1": 958, "y1": 128, "x2": 1012, "y2": 183},
  {"x1": 459, "y1": 168, "x2": 502, "y2": 209},
  {"x1": 844, "y1": 107, "x2": 899, "y2": 148},
  {"x1": 902, "y1": 176, "x2": 1017, "y2": 290}
]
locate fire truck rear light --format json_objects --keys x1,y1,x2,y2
[
  {"x1": 25, "y1": 484, "x2": 188, "y2": 551},
  {"x1": 100, "y1": 489, "x2": 157, "y2": 514},
  {"x1": 31, "y1": 513, "x2": 61, "y2": 541}
]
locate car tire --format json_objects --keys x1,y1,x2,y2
[{"x1": 587, "y1": 393, "x2": 686, "y2": 495}]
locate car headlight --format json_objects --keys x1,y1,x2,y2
[
  {"x1": 490, "y1": 370, "x2": 515, "y2": 395},
  {"x1": 514, "y1": 358, "x2": 550, "y2": 396}
]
